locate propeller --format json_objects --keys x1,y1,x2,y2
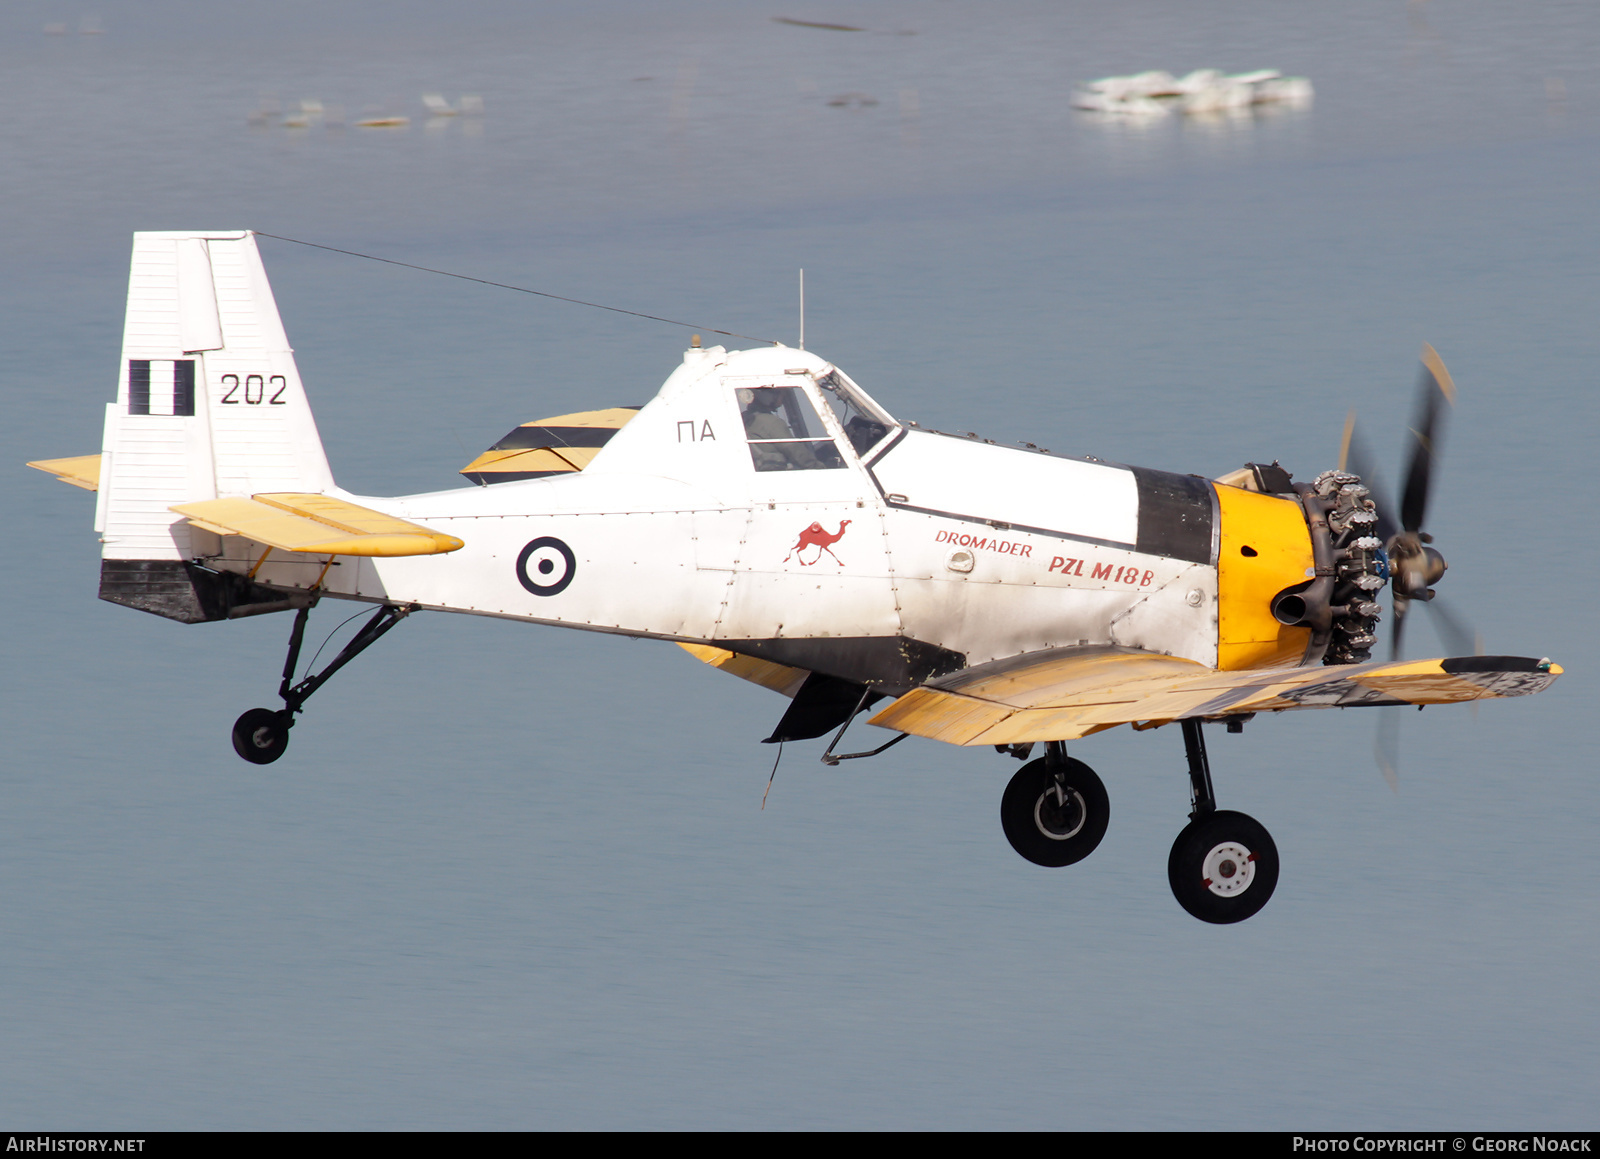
[
  {"x1": 1338, "y1": 344, "x2": 1480, "y2": 788},
  {"x1": 1338, "y1": 344, "x2": 1463, "y2": 661}
]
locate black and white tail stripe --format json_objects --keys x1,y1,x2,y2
[{"x1": 127, "y1": 359, "x2": 195, "y2": 417}]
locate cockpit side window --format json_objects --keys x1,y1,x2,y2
[
  {"x1": 816, "y1": 371, "x2": 894, "y2": 456},
  {"x1": 739, "y1": 385, "x2": 846, "y2": 472}
]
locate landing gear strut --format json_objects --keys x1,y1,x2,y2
[
  {"x1": 1166, "y1": 719, "x2": 1279, "y2": 923},
  {"x1": 1000, "y1": 741, "x2": 1110, "y2": 867},
  {"x1": 231, "y1": 601, "x2": 412, "y2": 764}
]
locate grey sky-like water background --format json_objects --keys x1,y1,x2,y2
[{"x1": 4, "y1": 0, "x2": 1598, "y2": 1130}]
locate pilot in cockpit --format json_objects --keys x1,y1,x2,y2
[{"x1": 740, "y1": 387, "x2": 822, "y2": 471}]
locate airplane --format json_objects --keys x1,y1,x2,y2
[{"x1": 28, "y1": 230, "x2": 1562, "y2": 924}]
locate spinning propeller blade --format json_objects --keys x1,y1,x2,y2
[
  {"x1": 1385, "y1": 345, "x2": 1458, "y2": 658},
  {"x1": 1400, "y1": 343, "x2": 1456, "y2": 536},
  {"x1": 1425, "y1": 592, "x2": 1478, "y2": 661},
  {"x1": 1343, "y1": 346, "x2": 1477, "y2": 786},
  {"x1": 1340, "y1": 409, "x2": 1399, "y2": 544},
  {"x1": 1375, "y1": 707, "x2": 1401, "y2": 795}
]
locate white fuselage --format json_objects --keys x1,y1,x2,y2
[{"x1": 206, "y1": 345, "x2": 1220, "y2": 692}]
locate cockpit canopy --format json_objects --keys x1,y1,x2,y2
[
  {"x1": 458, "y1": 350, "x2": 898, "y2": 486},
  {"x1": 817, "y1": 370, "x2": 894, "y2": 456},
  {"x1": 733, "y1": 368, "x2": 896, "y2": 472}
]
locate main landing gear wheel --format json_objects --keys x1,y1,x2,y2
[
  {"x1": 1001, "y1": 756, "x2": 1110, "y2": 867},
  {"x1": 1167, "y1": 810, "x2": 1279, "y2": 924},
  {"x1": 232, "y1": 708, "x2": 292, "y2": 765}
]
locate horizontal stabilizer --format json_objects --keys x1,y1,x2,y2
[
  {"x1": 870, "y1": 646, "x2": 1563, "y2": 745},
  {"x1": 172, "y1": 493, "x2": 463, "y2": 557},
  {"x1": 28, "y1": 454, "x2": 102, "y2": 491}
]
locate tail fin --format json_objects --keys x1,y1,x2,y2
[{"x1": 96, "y1": 231, "x2": 334, "y2": 620}]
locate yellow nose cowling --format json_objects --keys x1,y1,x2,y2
[{"x1": 1214, "y1": 483, "x2": 1316, "y2": 670}]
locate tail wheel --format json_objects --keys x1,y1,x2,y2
[
  {"x1": 232, "y1": 707, "x2": 292, "y2": 764},
  {"x1": 1168, "y1": 810, "x2": 1279, "y2": 923},
  {"x1": 1000, "y1": 757, "x2": 1110, "y2": 867}
]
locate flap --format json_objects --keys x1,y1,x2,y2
[
  {"x1": 28, "y1": 454, "x2": 102, "y2": 491},
  {"x1": 868, "y1": 645, "x2": 1563, "y2": 746},
  {"x1": 171, "y1": 493, "x2": 463, "y2": 557}
]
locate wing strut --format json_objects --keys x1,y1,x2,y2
[{"x1": 819, "y1": 685, "x2": 910, "y2": 766}]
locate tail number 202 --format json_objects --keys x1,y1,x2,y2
[{"x1": 220, "y1": 374, "x2": 288, "y2": 405}]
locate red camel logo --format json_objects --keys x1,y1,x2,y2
[{"x1": 785, "y1": 520, "x2": 851, "y2": 566}]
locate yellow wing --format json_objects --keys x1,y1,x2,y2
[
  {"x1": 869, "y1": 645, "x2": 1563, "y2": 746},
  {"x1": 677, "y1": 643, "x2": 810, "y2": 698},
  {"x1": 171, "y1": 493, "x2": 463, "y2": 557},
  {"x1": 461, "y1": 407, "x2": 640, "y2": 484}
]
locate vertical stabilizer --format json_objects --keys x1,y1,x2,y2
[
  {"x1": 99, "y1": 231, "x2": 334, "y2": 563},
  {"x1": 96, "y1": 231, "x2": 334, "y2": 622}
]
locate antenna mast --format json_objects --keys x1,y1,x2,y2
[{"x1": 798, "y1": 269, "x2": 805, "y2": 350}]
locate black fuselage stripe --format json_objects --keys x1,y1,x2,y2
[{"x1": 1131, "y1": 467, "x2": 1217, "y2": 565}]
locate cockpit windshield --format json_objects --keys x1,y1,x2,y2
[
  {"x1": 816, "y1": 371, "x2": 895, "y2": 456},
  {"x1": 739, "y1": 385, "x2": 845, "y2": 472}
]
